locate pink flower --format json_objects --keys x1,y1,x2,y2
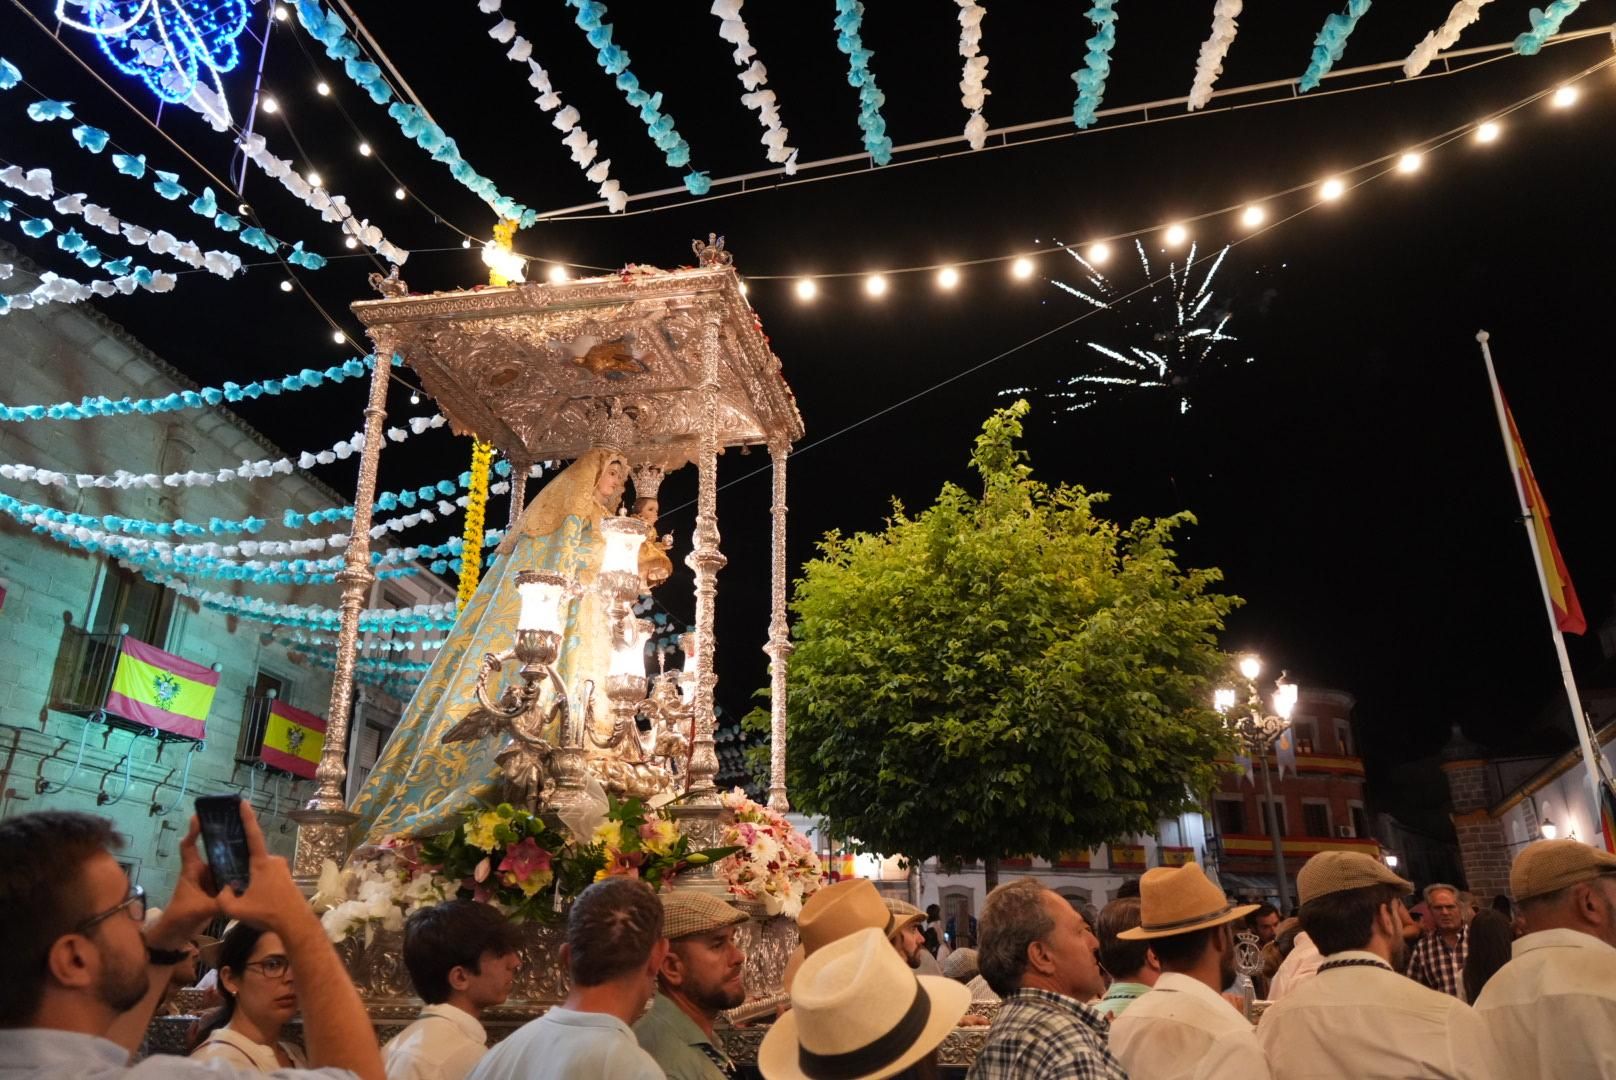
[
  {"x1": 474, "y1": 856, "x2": 492, "y2": 883},
  {"x1": 498, "y1": 837, "x2": 552, "y2": 881}
]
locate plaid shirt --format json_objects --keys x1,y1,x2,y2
[
  {"x1": 1406, "y1": 925, "x2": 1469, "y2": 999},
  {"x1": 965, "y1": 987, "x2": 1127, "y2": 1080}
]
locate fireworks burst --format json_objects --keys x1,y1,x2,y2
[{"x1": 1003, "y1": 239, "x2": 1255, "y2": 416}]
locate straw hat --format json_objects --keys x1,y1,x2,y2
[
  {"x1": 662, "y1": 891, "x2": 748, "y2": 941},
  {"x1": 760, "y1": 927, "x2": 969, "y2": 1080},
  {"x1": 1118, "y1": 863, "x2": 1257, "y2": 940},
  {"x1": 1511, "y1": 838, "x2": 1616, "y2": 901},
  {"x1": 881, "y1": 898, "x2": 925, "y2": 940},
  {"x1": 1297, "y1": 851, "x2": 1413, "y2": 905},
  {"x1": 784, "y1": 879, "x2": 893, "y2": 988}
]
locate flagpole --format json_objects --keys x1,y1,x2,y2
[{"x1": 1477, "y1": 330, "x2": 1607, "y2": 814}]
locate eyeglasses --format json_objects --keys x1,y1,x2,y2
[
  {"x1": 243, "y1": 955, "x2": 292, "y2": 980},
  {"x1": 76, "y1": 884, "x2": 146, "y2": 933}
]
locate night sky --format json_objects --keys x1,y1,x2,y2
[{"x1": 5, "y1": 1, "x2": 1616, "y2": 836}]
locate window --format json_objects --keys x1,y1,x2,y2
[
  {"x1": 1349, "y1": 803, "x2": 1369, "y2": 840},
  {"x1": 90, "y1": 561, "x2": 174, "y2": 646},
  {"x1": 1259, "y1": 798, "x2": 1288, "y2": 837},
  {"x1": 1214, "y1": 796, "x2": 1247, "y2": 835},
  {"x1": 1301, "y1": 801, "x2": 1332, "y2": 838},
  {"x1": 1291, "y1": 720, "x2": 1316, "y2": 756},
  {"x1": 1335, "y1": 720, "x2": 1354, "y2": 756}
]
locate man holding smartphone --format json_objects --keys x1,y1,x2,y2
[{"x1": 0, "y1": 800, "x2": 384, "y2": 1080}]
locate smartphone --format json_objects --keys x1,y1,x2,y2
[{"x1": 196, "y1": 794, "x2": 250, "y2": 895}]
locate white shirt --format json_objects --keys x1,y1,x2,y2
[
  {"x1": 1268, "y1": 932, "x2": 1323, "y2": 1001},
  {"x1": 966, "y1": 974, "x2": 1001, "y2": 1003},
  {"x1": 0, "y1": 1029, "x2": 351, "y2": 1080},
  {"x1": 383, "y1": 1004, "x2": 489, "y2": 1080},
  {"x1": 192, "y1": 1028, "x2": 310, "y2": 1073},
  {"x1": 1256, "y1": 950, "x2": 1492, "y2": 1079},
  {"x1": 1109, "y1": 971, "x2": 1272, "y2": 1080},
  {"x1": 465, "y1": 1006, "x2": 662, "y2": 1080},
  {"x1": 1472, "y1": 927, "x2": 1616, "y2": 1080}
]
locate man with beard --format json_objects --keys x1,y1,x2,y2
[
  {"x1": 1257, "y1": 851, "x2": 1488, "y2": 1078},
  {"x1": 1108, "y1": 863, "x2": 1271, "y2": 1080},
  {"x1": 634, "y1": 892, "x2": 749, "y2": 1080},
  {"x1": 882, "y1": 899, "x2": 928, "y2": 969},
  {"x1": 0, "y1": 806, "x2": 383, "y2": 1079}
]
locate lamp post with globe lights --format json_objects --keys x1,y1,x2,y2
[{"x1": 1215, "y1": 654, "x2": 1298, "y2": 913}]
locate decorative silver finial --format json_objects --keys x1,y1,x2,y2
[
  {"x1": 692, "y1": 233, "x2": 732, "y2": 268},
  {"x1": 368, "y1": 268, "x2": 409, "y2": 298}
]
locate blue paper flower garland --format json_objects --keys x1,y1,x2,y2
[
  {"x1": 832, "y1": 0, "x2": 893, "y2": 165},
  {"x1": 1300, "y1": 0, "x2": 1372, "y2": 92},
  {"x1": 1071, "y1": 0, "x2": 1119, "y2": 129},
  {"x1": 1513, "y1": 0, "x2": 1584, "y2": 55}
]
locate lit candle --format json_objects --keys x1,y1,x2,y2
[{"x1": 515, "y1": 572, "x2": 564, "y2": 633}]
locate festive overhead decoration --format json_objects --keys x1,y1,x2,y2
[
  {"x1": 564, "y1": 0, "x2": 709, "y2": 195},
  {"x1": 955, "y1": 1, "x2": 990, "y2": 150},
  {"x1": 1300, "y1": 1, "x2": 1373, "y2": 92},
  {"x1": 1188, "y1": 0, "x2": 1241, "y2": 110},
  {"x1": 1071, "y1": 0, "x2": 1119, "y2": 129},
  {"x1": 455, "y1": 439, "x2": 493, "y2": 608},
  {"x1": 143, "y1": 571, "x2": 459, "y2": 632},
  {"x1": 710, "y1": 0, "x2": 800, "y2": 171},
  {"x1": 1405, "y1": 1, "x2": 1494, "y2": 77},
  {"x1": 474, "y1": 2, "x2": 628, "y2": 213},
  {"x1": 832, "y1": 0, "x2": 892, "y2": 165},
  {"x1": 0, "y1": 254, "x2": 173, "y2": 316},
  {"x1": 236, "y1": 132, "x2": 408, "y2": 264},
  {"x1": 1513, "y1": 0, "x2": 1586, "y2": 55},
  {"x1": 294, "y1": 0, "x2": 538, "y2": 225},
  {"x1": 52, "y1": 0, "x2": 249, "y2": 131}
]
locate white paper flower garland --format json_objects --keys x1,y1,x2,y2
[
  {"x1": 476, "y1": 0, "x2": 628, "y2": 213},
  {"x1": 237, "y1": 132, "x2": 407, "y2": 264},
  {"x1": 1404, "y1": 1, "x2": 1493, "y2": 77},
  {"x1": 710, "y1": 0, "x2": 799, "y2": 171},
  {"x1": 1188, "y1": 0, "x2": 1241, "y2": 110},
  {"x1": 956, "y1": 1, "x2": 989, "y2": 150}
]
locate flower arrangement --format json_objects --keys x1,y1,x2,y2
[
  {"x1": 717, "y1": 787, "x2": 823, "y2": 917},
  {"x1": 312, "y1": 837, "x2": 456, "y2": 945}
]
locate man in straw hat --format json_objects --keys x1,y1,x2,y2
[
  {"x1": 1471, "y1": 837, "x2": 1616, "y2": 1077},
  {"x1": 760, "y1": 926, "x2": 970, "y2": 1080},
  {"x1": 1107, "y1": 863, "x2": 1272, "y2": 1080},
  {"x1": 634, "y1": 891, "x2": 750, "y2": 1080},
  {"x1": 783, "y1": 879, "x2": 892, "y2": 989},
  {"x1": 883, "y1": 898, "x2": 929, "y2": 970},
  {"x1": 1255, "y1": 850, "x2": 1489, "y2": 1079},
  {"x1": 966, "y1": 879, "x2": 1124, "y2": 1080}
]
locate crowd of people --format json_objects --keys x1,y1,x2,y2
[{"x1": 3, "y1": 799, "x2": 1614, "y2": 1079}]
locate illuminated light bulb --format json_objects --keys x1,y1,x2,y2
[
  {"x1": 1397, "y1": 152, "x2": 1423, "y2": 174},
  {"x1": 1241, "y1": 204, "x2": 1266, "y2": 228},
  {"x1": 305, "y1": 171, "x2": 322, "y2": 188},
  {"x1": 546, "y1": 264, "x2": 570, "y2": 283},
  {"x1": 261, "y1": 96, "x2": 279, "y2": 114},
  {"x1": 1164, "y1": 224, "x2": 1188, "y2": 247},
  {"x1": 1213, "y1": 688, "x2": 1236, "y2": 713},
  {"x1": 937, "y1": 266, "x2": 960, "y2": 290},
  {"x1": 331, "y1": 330, "x2": 345, "y2": 343},
  {"x1": 343, "y1": 237, "x2": 357, "y2": 249},
  {"x1": 738, "y1": 281, "x2": 749, "y2": 295},
  {"x1": 409, "y1": 391, "x2": 421, "y2": 406},
  {"x1": 238, "y1": 202, "x2": 250, "y2": 216},
  {"x1": 1087, "y1": 242, "x2": 1111, "y2": 265},
  {"x1": 1238, "y1": 655, "x2": 1262, "y2": 681},
  {"x1": 1552, "y1": 85, "x2": 1578, "y2": 108},
  {"x1": 358, "y1": 142, "x2": 372, "y2": 157},
  {"x1": 794, "y1": 278, "x2": 817, "y2": 301},
  {"x1": 273, "y1": 4, "x2": 288, "y2": 20},
  {"x1": 316, "y1": 81, "x2": 330, "y2": 97},
  {"x1": 1476, "y1": 121, "x2": 1501, "y2": 143},
  {"x1": 461, "y1": 238, "x2": 472, "y2": 249},
  {"x1": 279, "y1": 279, "x2": 293, "y2": 293},
  {"x1": 1011, "y1": 257, "x2": 1035, "y2": 280},
  {"x1": 1319, "y1": 177, "x2": 1346, "y2": 201},
  {"x1": 864, "y1": 273, "x2": 888, "y2": 297},
  {"x1": 394, "y1": 186, "x2": 406, "y2": 200}
]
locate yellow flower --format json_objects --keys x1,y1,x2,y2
[
  {"x1": 464, "y1": 811, "x2": 502, "y2": 852},
  {"x1": 512, "y1": 869, "x2": 554, "y2": 897},
  {"x1": 638, "y1": 818, "x2": 679, "y2": 857},
  {"x1": 592, "y1": 820, "x2": 624, "y2": 850}
]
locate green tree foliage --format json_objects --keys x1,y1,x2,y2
[{"x1": 753, "y1": 402, "x2": 1239, "y2": 877}]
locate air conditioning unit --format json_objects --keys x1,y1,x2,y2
[{"x1": 1337, "y1": 825, "x2": 1356, "y2": 838}]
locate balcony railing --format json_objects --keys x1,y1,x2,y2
[
  {"x1": 1219, "y1": 834, "x2": 1380, "y2": 859},
  {"x1": 236, "y1": 692, "x2": 278, "y2": 768},
  {"x1": 47, "y1": 621, "x2": 127, "y2": 721}
]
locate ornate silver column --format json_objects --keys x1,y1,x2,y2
[
  {"x1": 507, "y1": 455, "x2": 531, "y2": 531},
  {"x1": 290, "y1": 345, "x2": 392, "y2": 885},
  {"x1": 765, "y1": 439, "x2": 792, "y2": 813}
]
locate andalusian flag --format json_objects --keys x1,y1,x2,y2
[
  {"x1": 261, "y1": 699, "x2": 326, "y2": 779},
  {"x1": 106, "y1": 636, "x2": 217, "y2": 739},
  {"x1": 1504, "y1": 399, "x2": 1586, "y2": 634}
]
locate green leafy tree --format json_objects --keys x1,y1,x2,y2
[{"x1": 751, "y1": 402, "x2": 1239, "y2": 889}]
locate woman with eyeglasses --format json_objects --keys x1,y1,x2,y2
[{"x1": 190, "y1": 921, "x2": 309, "y2": 1071}]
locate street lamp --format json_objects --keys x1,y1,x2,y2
[{"x1": 1216, "y1": 655, "x2": 1298, "y2": 913}]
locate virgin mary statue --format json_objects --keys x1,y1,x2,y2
[{"x1": 349, "y1": 448, "x2": 629, "y2": 843}]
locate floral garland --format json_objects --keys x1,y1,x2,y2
[
  {"x1": 565, "y1": 0, "x2": 710, "y2": 196},
  {"x1": 1071, "y1": 0, "x2": 1119, "y2": 129},
  {"x1": 294, "y1": 0, "x2": 536, "y2": 226},
  {"x1": 1404, "y1": 1, "x2": 1492, "y2": 77},
  {"x1": 456, "y1": 439, "x2": 493, "y2": 608},
  {"x1": 139, "y1": 571, "x2": 459, "y2": 632},
  {"x1": 1299, "y1": 0, "x2": 1372, "y2": 93},
  {"x1": 718, "y1": 788, "x2": 822, "y2": 917},
  {"x1": 1513, "y1": 0, "x2": 1585, "y2": 55},
  {"x1": 832, "y1": 0, "x2": 892, "y2": 165},
  {"x1": 956, "y1": 1, "x2": 989, "y2": 150},
  {"x1": 0, "y1": 355, "x2": 383, "y2": 423},
  {"x1": 476, "y1": 1, "x2": 629, "y2": 214},
  {"x1": 0, "y1": 203, "x2": 166, "y2": 284},
  {"x1": 273, "y1": 629, "x2": 449, "y2": 653},
  {"x1": 293, "y1": 648, "x2": 434, "y2": 675},
  {"x1": 237, "y1": 132, "x2": 408, "y2": 265},
  {"x1": 1188, "y1": 0, "x2": 1241, "y2": 111},
  {"x1": 710, "y1": 1, "x2": 799, "y2": 172}
]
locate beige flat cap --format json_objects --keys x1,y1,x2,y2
[
  {"x1": 662, "y1": 890, "x2": 749, "y2": 940},
  {"x1": 1510, "y1": 838, "x2": 1616, "y2": 901},
  {"x1": 1297, "y1": 851, "x2": 1413, "y2": 905}
]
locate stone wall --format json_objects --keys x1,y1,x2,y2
[{"x1": 1440, "y1": 758, "x2": 1511, "y2": 899}]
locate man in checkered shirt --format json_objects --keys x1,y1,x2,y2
[
  {"x1": 1405, "y1": 883, "x2": 1469, "y2": 999},
  {"x1": 966, "y1": 879, "x2": 1126, "y2": 1080}
]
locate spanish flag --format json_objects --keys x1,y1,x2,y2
[
  {"x1": 261, "y1": 700, "x2": 326, "y2": 779},
  {"x1": 106, "y1": 636, "x2": 217, "y2": 740},
  {"x1": 1504, "y1": 400, "x2": 1586, "y2": 635}
]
